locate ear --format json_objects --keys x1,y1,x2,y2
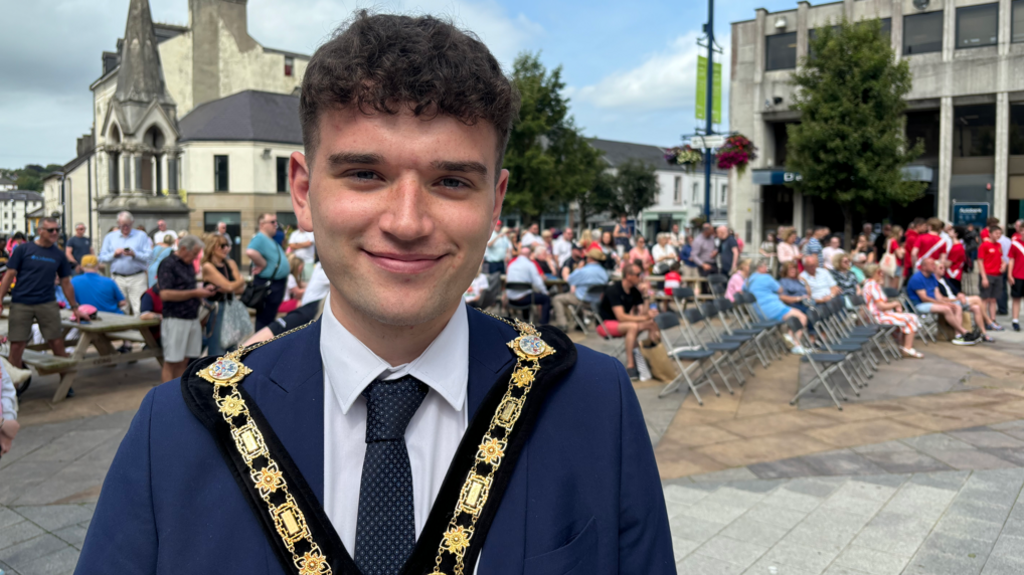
[
  {"x1": 290, "y1": 152, "x2": 313, "y2": 233},
  {"x1": 492, "y1": 168, "x2": 509, "y2": 230}
]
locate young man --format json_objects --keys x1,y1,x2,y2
[
  {"x1": 65, "y1": 222, "x2": 93, "y2": 274},
  {"x1": 979, "y1": 225, "x2": 1006, "y2": 330},
  {"x1": 598, "y1": 263, "x2": 661, "y2": 379},
  {"x1": 912, "y1": 218, "x2": 949, "y2": 270},
  {"x1": 902, "y1": 217, "x2": 925, "y2": 282},
  {"x1": 1008, "y1": 227, "x2": 1024, "y2": 331},
  {"x1": 79, "y1": 13, "x2": 673, "y2": 574},
  {"x1": 0, "y1": 217, "x2": 88, "y2": 397},
  {"x1": 908, "y1": 258, "x2": 976, "y2": 345}
]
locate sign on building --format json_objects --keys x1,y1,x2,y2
[
  {"x1": 952, "y1": 202, "x2": 989, "y2": 227},
  {"x1": 695, "y1": 56, "x2": 722, "y2": 124}
]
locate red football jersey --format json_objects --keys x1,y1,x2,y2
[
  {"x1": 1009, "y1": 239, "x2": 1024, "y2": 279},
  {"x1": 980, "y1": 240, "x2": 1003, "y2": 276},
  {"x1": 913, "y1": 233, "x2": 945, "y2": 266},
  {"x1": 902, "y1": 230, "x2": 918, "y2": 276},
  {"x1": 946, "y1": 243, "x2": 965, "y2": 280}
]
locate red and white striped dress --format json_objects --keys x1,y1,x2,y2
[{"x1": 863, "y1": 279, "x2": 920, "y2": 335}]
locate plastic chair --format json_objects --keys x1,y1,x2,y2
[{"x1": 505, "y1": 282, "x2": 535, "y2": 323}]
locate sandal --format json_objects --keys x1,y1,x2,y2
[
  {"x1": 901, "y1": 347, "x2": 924, "y2": 359},
  {"x1": 982, "y1": 334, "x2": 995, "y2": 343}
]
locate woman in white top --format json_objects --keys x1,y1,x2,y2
[{"x1": 278, "y1": 255, "x2": 307, "y2": 314}]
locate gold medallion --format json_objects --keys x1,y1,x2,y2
[{"x1": 198, "y1": 358, "x2": 253, "y2": 386}]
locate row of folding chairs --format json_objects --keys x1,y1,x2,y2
[{"x1": 885, "y1": 287, "x2": 940, "y2": 344}]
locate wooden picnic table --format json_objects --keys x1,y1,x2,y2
[{"x1": 17, "y1": 311, "x2": 162, "y2": 403}]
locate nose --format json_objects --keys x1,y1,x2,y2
[{"x1": 378, "y1": 175, "x2": 434, "y2": 242}]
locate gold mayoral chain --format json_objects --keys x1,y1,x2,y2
[
  {"x1": 196, "y1": 322, "x2": 331, "y2": 575},
  {"x1": 430, "y1": 311, "x2": 554, "y2": 575},
  {"x1": 196, "y1": 312, "x2": 553, "y2": 575}
]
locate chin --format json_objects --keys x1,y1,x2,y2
[{"x1": 354, "y1": 291, "x2": 459, "y2": 327}]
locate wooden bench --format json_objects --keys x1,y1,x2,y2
[{"x1": 14, "y1": 350, "x2": 78, "y2": 376}]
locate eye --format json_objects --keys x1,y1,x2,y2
[
  {"x1": 351, "y1": 170, "x2": 379, "y2": 181},
  {"x1": 439, "y1": 178, "x2": 467, "y2": 189}
]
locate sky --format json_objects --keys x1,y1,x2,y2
[{"x1": 0, "y1": 0, "x2": 800, "y2": 169}]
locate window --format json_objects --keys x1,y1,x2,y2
[
  {"x1": 1010, "y1": 104, "x2": 1024, "y2": 155},
  {"x1": 276, "y1": 157, "x2": 289, "y2": 193},
  {"x1": 906, "y1": 111, "x2": 941, "y2": 162},
  {"x1": 903, "y1": 11, "x2": 943, "y2": 55},
  {"x1": 954, "y1": 104, "x2": 996, "y2": 157},
  {"x1": 692, "y1": 182, "x2": 700, "y2": 206},
  {"x1": 285, "y1": 56, "x2": 294, "y2": 77},
  {"x1": 673, "y1": 176, "x2": 682, "y2": 205},
  {"x1": 880, "y1": 18, "x2": 892, "y2": 42},
  {"x1": 1014, "y1": 0, "x2": 1024, "y2": 43},
  {"x1": 766, "y1": 32, "x2": 797, "y2": 71},
  {"x1": 214, "y1": 155, "x2": 229, "y2": 192},
  {"x1": 957, "y1": 4, "x2": 998, "y2": 49},
  {"x1": 720, "y1": 184, "x2": 728, "y2": 206}
]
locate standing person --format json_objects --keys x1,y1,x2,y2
[
  {"x1": 484, "y1": 220, "x2": 511, "y2": 273},
  {"x1": 552, "y1": 228, "x2": 575, "y2": 268},
  {"x1": 946, "y1": 226, "x2": 967, "y2": 294},
  {"x1": 759, "y1": 231, "x2": 777, "y2": 267},
  {"x1": 201, "y1": 234, "x2": 245, "y2": 358},
  {"x1": 912, "y1": 218, "x2": 949, "y2": 270},
  {"x1": 65, "y1": 222, "x2": 93, "y2": 274},
  {"x1": 776, "y1": 228, "x2": 800, "y2": 268},
  {"x1": 79, "y1": 14, "x2": 673, "y2": 573},
  {"x1": 215, "y1": 221, "x2": 229, "y2": 239},
  {"x1": 854, "y1": 234, "x2": 876, "y2": 264},
  {"x1": 157, "y1": 235, "x2": 217, "y2": 382},
  {"x1": 862, "y1": 222, "x2": 876, "y2": 244},
  {"x1": 668, "y1": 224, "x2": 682, "y2": 248},
  {"x1": 1008, "y1": 227, "x2": 1024, "y2": 332},
  {"x1": 287, "y1": 226, "x2": 316, "y2": 282},
  {"x1": 245, "y1": 213, "x2": 290, "y2": 331},
  {"x1": 802, "y1": 226, "x2": 827, "y2": 258},
  {"x1": 902, "y1": 218, "x2": 924, "y2": 283},
  {"x1": 613, "y1": 214, "x2": 633, "y2": 255},
  {"x1": 874, "y1": 223, "x2": 892, "y2": 261},
  {"x1": 978, "y1": 225, "x2": 1006, "y2": 330},
  {"x1": 98, "y1": 211, "x2": 152, "y2": 316},
  {"x1": 150, "y1": 220, "x2": 178, "y2": 246},
  {"x1": 519, "y1": 222, "x2": 544, "y2": 249},
  {"x1": 997, "y1": 225, "x2": 1012, "y2": 316},
  {"x1": 1, "y1": 359, "x2": 20, "y2": 455},
  {"x1": 598, "y1": 263, "x2": 661, "y2": 379},
  {"x1": 691, "y1": 223, "x2": 718, "y2": 276},
  {"x1": 148, "y1": 234, "x2": 176, "y2": 288},
  {"x1": 716, "y1": 225, "x2": 739, "y2": 276},
  {"x1": 0, "y1": 217, "x2": 87, "y2": 396}
]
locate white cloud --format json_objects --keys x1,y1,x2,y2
[{"x1": 576, "y1": 31, "x2": 731, "y2": 113}]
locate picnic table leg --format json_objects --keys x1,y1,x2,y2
[
  {"x1": 139, "y1": 327, "x2": 163, "y2": 367},
  {"x1": 91, "y1": 334, "x2": 116, "y2": 356},
  {"x1": 51, "y1": 332, "x2": 92, "y2": 403}
]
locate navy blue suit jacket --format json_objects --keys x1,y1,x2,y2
[{"x1": 76, "y1": 310, "x2": 674, "y2": 574}]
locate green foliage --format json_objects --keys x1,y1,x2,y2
[
  {"x1": 613, "y1": 159, "x2": 659, "y2": 218},
  {"x1": 0, "y1": 163, "x2": 62, "y2": 192},
  {"x1": 503, "y1": 52, "x2": 606, "y2": 221},
  {"x1": 786, "y1": 18, "x2": 926, "y2": 237}
]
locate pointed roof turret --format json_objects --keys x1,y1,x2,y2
[{"x1": 114, "y1": 0, "x2": 175, "y2": 133}]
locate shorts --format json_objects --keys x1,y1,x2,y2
[
  {"x1": 915, "y1": 302, "x2": 934, "y2": 314},
  {"x1": 597, "y1": 319, "x2": 624, "y2": 338},
  {"x1": 162, "y1": 316, "x2": 203, "y2": 363},
  {"x1": 1012, "y1": 278, "x2": 1024, "y2": 299},
  {"x1": 980, "y1": 275, "x2": 1005, "y2": 300},
  {"x1": 9, "y1": 302, "x2": 63, "y2": 342}
]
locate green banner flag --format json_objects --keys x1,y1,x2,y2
[{"x1": 695, "y1": 56, "x2": 722, "y2": 125}]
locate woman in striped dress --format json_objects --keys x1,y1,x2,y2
[{"x1": 862, "y1": 263, "x2": 922, "y2": 358}]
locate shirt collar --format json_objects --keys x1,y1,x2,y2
[{"x1": 320, "y1": 293, "x2": 469, "y2": 415}]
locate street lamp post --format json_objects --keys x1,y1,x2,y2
[{"x1": 703, "y1": 0, "x2": 715, "y2": 223}]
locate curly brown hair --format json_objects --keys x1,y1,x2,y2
[{"x1": 300, "y1": 11, "x2": 521, "y2": 174}]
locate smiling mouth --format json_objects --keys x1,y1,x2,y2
[{"x1": 364, "y1": 250, "x2": 447, "y2": 274}]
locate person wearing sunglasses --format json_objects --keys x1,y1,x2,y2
[
  {"x1": 245, "y1": 213, "x2": 290, "y2": 330},
  {"x1": 0, "y1": 217, "x2": 88, "y2": 397}
]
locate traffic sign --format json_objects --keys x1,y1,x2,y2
[{"x1": 692, "y1": 135, "x2": 726, "y2": 149}]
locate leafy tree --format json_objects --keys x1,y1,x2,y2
[
  {"x1": 614, "y1": 159, "x2": 659, "y2": 222},
  {"x1": 503, "y1": 53, "x2": 605, "y2": 223},
  {"x1": 786, "y1": 18, "x2": 926, "y2": 242},
  {"x1": 576, "y1": 170, "x2": 617, "y2": 230}
]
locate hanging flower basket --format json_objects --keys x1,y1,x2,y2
[
  {"x1": 664, "y1": 145, "x2": 703, "y2": 173},
  {"x1": 716, "y1": 134, "x2": 758, "y2": 175}
]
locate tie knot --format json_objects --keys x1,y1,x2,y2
[{"x1": 362, "y1": 375, "x2": 429, "y2": 443}]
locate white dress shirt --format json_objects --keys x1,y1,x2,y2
[{"x1": 322, "y1": 295, "x2": 469, "y2": 555}]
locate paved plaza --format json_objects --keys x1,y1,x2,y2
[{"x1": 3, "y1": 319, "x2": 1024, "y2": 573}]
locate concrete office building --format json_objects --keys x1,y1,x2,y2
[{"x1": 730, "y1": 0, "x2": 1024, "y2": 244}]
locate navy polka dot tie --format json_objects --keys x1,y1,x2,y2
[{"x1": 354, "y1": 375, "x2": 429, "y2": 575}]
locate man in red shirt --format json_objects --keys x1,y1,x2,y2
[
  {"x1": 912, "y1": 218, "x2": 948, "y2": 270},
  {"x1": 979, "y1": 226, "x2": 1006, "y2": 328},
  {"x1": 946, "y1": 226, "x2": 968, "y2": 294},
  {"x1": 1008, "y1": 228, "x2": 1024, "y2": 331},
  {"x1": 903, "y1": 218, "x2": 924, "y2": 279}
]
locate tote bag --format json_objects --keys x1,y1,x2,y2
[
  {"x1": 880, "y1": 240, "x2": 898, "y2": 277},
  {"x1": 220, "y1": 298, "x2": 254, "y2": 349}
]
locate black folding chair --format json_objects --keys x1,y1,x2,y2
[
  {"x1": 678, "y1": 306, "x2": 743, "y2": 393},
  {"x1": 653, "y1": 312, "x2": 719, "y2": 403},
  {"x1": 787, "y1": 316, "x2": 861, "y2": 410},
  {"x1": 504, "y1": 282, "x2": 535, "y2": 323}
]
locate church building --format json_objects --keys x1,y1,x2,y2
[{"x1": 43, "y1": 0, "x2": 310, "y2": 263}]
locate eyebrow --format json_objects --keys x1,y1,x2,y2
[
  {"x1": 326, "y1": 152, "x2": 384, "y2": 168},
  {"x1": 431, "y1": 160, "x2": 489, "y2": 177}
]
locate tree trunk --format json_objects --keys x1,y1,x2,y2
[{"x1": 842, "y1": 205, "x2": 854, "y2": 250}]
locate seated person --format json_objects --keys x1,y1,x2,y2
[
  {"x1": 935, "y1": 261, "x2": 991, "y2": 342},
  {"x1": 138, "y1": 286, "x2": 162, "y2": 347},
  {"x1": 862, "y1": 263, "x2": 922, "y2": 358},
  {"x1": 725, "y1": 259, "x2": 752, "y2": 302},
  {"x1": 1, "y1": 359, "x2": 20, "y2": 456},
  {"x1": 747, "y1": 259, "x2": 808, "y2": 354},
  {"x1": 663, "y1": 261, "x2": 682, "y2": 296},
  {"x1": 505, "y1": 246, "x2": 551, "y2": 323},
  {"x1": 830, "y1": 253, "x2": 861, "y2": 297},
  {"x1": 463, "y1": 263, "x2": 490, "y2": 307},
  {"x1": 779, "y1": 261, "x2": 813, "y2": 328},
  {"x1": 70, "y1": 255, "x2": 128, "y2": 314},
  {"x1": 906, "y1": 258, "x2": 976, "y2": 346},
  {"x1": 552, "y1": 248, "x2": 609, "y2": 332},
  {"x1": 799, "y1": 254, "x2": 840, "y2": 304},
  {"x1": 651, "y1": 233, "x2": 679, "y2": 275},
  {"x1": 597, "y1": 263, "x2": 660, "y2": 379}
]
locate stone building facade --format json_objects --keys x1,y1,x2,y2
[{"x1": 730, "y1": 0, "x2": 1024, "y2": 244}]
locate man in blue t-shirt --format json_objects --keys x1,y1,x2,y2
[
  {"x1": 245, "y1": 213, "x2": 291, "y2": 331},
  {"x1": 907, "y1": 258, "x2": 976, "y2": 346},
  {"x1": 0, "y1": 217, "x2": 88, "y2": 395},
  {"x1": 71, "y1": 255, "x2": 127, "y2": 314}
]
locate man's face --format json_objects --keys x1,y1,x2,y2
[
  {"x1": 563, "y1": 229, "x2": 573, "y2": 241},
  {"x1": 260, "y1": 216, "x2": 277, "y2": 236},
  {"x1": 218, "y1": 223, "x2": 228, "y2": 234},
  {"x1": 830, "y1": 237, "x2": 840, "y2": 248},
  {"x1": 921, "y1": 259, "x2": 935, "y2": 275},
  {"x1": 75, "y1": 225, "x2": 85, "y2": 237},
  {"x1": 702, "y1": 226, "x2": 712, "y2": 237},
  {"x1": 529, "y1": 223, "x2": 539, "y2": 235},
  {"x1": 993, "y1": 228, "x2": 1003, "y2": 241},
  {"x1": 672, "y1": 225, "x2": 679, "y2": 234},
  {"x1": 804, "y1": 256, "x2": 818, "y2": 272},
  {"x1": 157, "y1": 220, "x2": 166, "y2": 231},
  {"x1": 815, "y1": 228, "x2": 827, "y2": 239},
  {"x1": 118, "y1": 219, "x2": 132, "y2": 235},
  {"x1": 290, "y1": 106, "x2": 507, "y2": 327},
  {"x1": 716, "y1": 227, "x2": 727, "y2": 240}
]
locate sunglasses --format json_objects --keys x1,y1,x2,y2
[
  {"x1": 42, "y1": 227, "x2": 59, "y2": 233},
  {"x1": 220, "y1": 243, "x2": 230, "y2": 248}
]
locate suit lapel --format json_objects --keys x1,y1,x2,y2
[
  {"x1": 466, "y1": 308, "x2": 518, "y2": 418},
  {"x1": 250, "y1": 320, "x2": 328, "y2": 504}
]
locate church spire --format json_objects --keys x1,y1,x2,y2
[{"x1": 115, "y1": 0, "x2": 173, "y2": 116}]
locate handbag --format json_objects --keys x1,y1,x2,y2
[
  {"x1": 639, "y1": 340, "x2": 679, "y2": 384},
  {"x1": 880, "y1": 240, "x2": 898, "y2": 277},
  {"x1": 220, "y1": 298, "x2": 254, "y2": 349},
  {"x1": 240, "y1": 248, "x2": 283, "y2": 309}
]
